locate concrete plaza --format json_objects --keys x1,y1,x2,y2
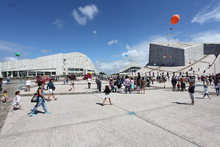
[{"x1": 0, "y1": 80, "x2": 220, "y2": 147}]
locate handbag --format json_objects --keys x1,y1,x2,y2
[{"x1": 31, "y1": 93, "x2": 39, "y2": 103}]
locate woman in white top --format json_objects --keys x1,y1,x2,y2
[
  {"x1": 88, "y1": 78, "x2": 91, "y2": 89},
  {"x1": 25, "y1": 78, "x2": 32, "y2": 92}
]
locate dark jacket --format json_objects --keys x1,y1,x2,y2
[
  {"x1": 188, "y1": 85, "x2": 195, "y2": 93},
  {"x1": 47, "y1": 82, "x2": 54, "y2": 89},
  {"x1": 104, "y1": 88, "x2": 111, "y2": 94}
]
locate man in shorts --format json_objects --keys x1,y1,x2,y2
[{"x1": 47, "y1": 79, "x2": 57, "y2": 101}]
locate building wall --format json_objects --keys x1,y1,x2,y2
[
  {"x1": 204, "y1": 44, "x2": 220, "y2": 55},
  {"x1": 148, "y1": 43, "x2": 203, "y2": 66},
  {"x1": 148, "y1": 43, "x2": 185, "y2": 66},
  {"x1": 184, "y1": 44, "x2": 203, "y2": 64},
  {"x1": 0, "y1": 52, "x2": 97, "y2": 77}
]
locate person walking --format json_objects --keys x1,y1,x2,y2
[
  {"x1": 68, "y1": 81, "x2": 74, "y2": 91},
  {"x1": 12, "y1": 91, "x2": 22, "y2": 110},
  {"x1": 102, "y1": 85, "x2": 112, "y2": 105},
  {"x1": 188, "y1": 82, "x2": 195, "y2": 105},
  {"x1": 136, "y1": 73, "x2": 141, "y2": 94},
  {"x1": 171, "y1": 76, "x2": 177, "y2": 91},
  {"x1": 0, "y1": 78, "x2": 3, "y2": 102},
  {"x1": 47, "y1": 79, "x2": 57, "y2": 101},
  {"x1": 25, "y1": 78, "x2": 32, "y2": 92},
  {"x1": 87, "y1": 77, "x2": 91, "y2": 89},
  {"x1": 140, "y1": 77, "x2": 146, "y2": 94},
  {"x1": 29, "y1": 81, "x2": 50, "y2": 116},
  {"x1": 96, "y1": 77, "x2": 102, "y2": 92},
  {"x1": 180, "y1": 76, "x2": 186, "y2": 91},
  {"x1": 202, "y1": 85, "x2": 211, "y2": 99},
  {"x1": 130, "y1": 77, "x2": 135, "y2": 92},
  {"x1": 124, "y1": 76, "x2": 131, "y2": 94},
  {"x1": 109, "y1": 79, "x2": 116, "y2": 92},
  {"x1": 214, "y1": 78, "x2": 220, "y2": 96}
]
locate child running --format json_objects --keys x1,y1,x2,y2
[
  {"x1": 12, "y1": 91, "x2": 22, "y2": 110},
  {"x1": 103, "y1": 85, "x2": 112, "y2": 105},
  {"x1": 68, "y1": 81, "x2": 75, "y2": 91},
  {"x1": 202, "y1": 85, "x2": 211, "y2": 99}
]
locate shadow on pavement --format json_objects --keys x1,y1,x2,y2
[
  {"x1": 96, "y1": 103, "x2": 104, "y2": 106},
  {"x1": 195, "y1": 97, "x2": 204, "y2": 99},
  {"x1": 172, "y1": 102, "x2": 192, "y2": 105}
]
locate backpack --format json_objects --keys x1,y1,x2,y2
[{"x1": 52, "y1": 86, "x2": 56, "y2": 91}]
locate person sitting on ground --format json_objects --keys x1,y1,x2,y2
[
  {"x1": 12, "y1": 91, "x2": 22, "y2": 110},
  {"x1": 2, "y1": 91, "x2": 12, "y2": 103},
  {"x1": 203, "y1": 85, "x2": 211, "y2": 99},
  {"x1": 103, "y1": 85, "x2": 112, "y2": 105},
  {"x1": 47, "y1": 79, "x2": 57, "y2": 101}
]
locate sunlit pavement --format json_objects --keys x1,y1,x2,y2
[{"x1": 0, "y1": 80, "x2": 220, "y2": 147}]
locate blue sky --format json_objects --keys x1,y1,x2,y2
[{"x1": 0, "y1": 0, "x2": 220, "y2": 73}]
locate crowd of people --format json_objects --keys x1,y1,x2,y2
[
  {"x1": 102, "y1": 73, "x2": 150, "y2": 94},
  {"x1": 0, "y1": 72, "x2": 219, "y2": 116}
]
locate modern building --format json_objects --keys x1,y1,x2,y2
[
  {"x1": 204, "y1": 43, "x2": 220, "y2": 55},
  {"x1": 137, "y1": 42, "x2": 220, "y2": 76},
  {"x1": 0, "y1": 52, "x2": 97, "y2": 77},
  {"x1": 118, "y1": 63, "x2": 141, "y2": 75},
  {"x1": 148, "y1": 42, "x2": 203, "y2": 66}
]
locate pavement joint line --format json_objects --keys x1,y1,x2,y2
[
  {"x1": 2, "y1": 87, "x2": 216, "y2": 145},
  {"x1": 0, "y1": 112, "x2": 29, "y2": 136},
  {"x1": 0, "y1": 114, "x2": 126, "y2": 139},
  {"x1": 134, "y1": 115, "x2": 201, "y2": 147},
  {"x1": 136, "y1": 104, "x2": 176, "y2": 113},
  {"x1": 93, "y1": 93, "x2": 202, "y2": 147}
]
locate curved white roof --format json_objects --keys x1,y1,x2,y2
[{"x1": 0, "y1": 52, "x2": 97, "y2": 73}]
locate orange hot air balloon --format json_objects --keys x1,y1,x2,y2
[{"x1": 170, "y1": 14, "x2": 180, "y2": 25}]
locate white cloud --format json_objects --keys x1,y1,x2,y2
[
  {"x1": 97, "y1": 35, "x2": 179, "y2": 73},
  {"x1": 0, "y1": 40, "x2": 32, "y2": 51},
  {"x1": 107, "y1": 40, "x2": 119, "y2": 46},
  {"x1": 122, "y1": 35, "x2": 179, "y2": 64},
  {"x1": 2, "y1": 57, "x2": 18, "y2": 62},
  {"x1": 41, "y1": 49, "x2": 51, "y2": 53},
  {"x1": 53, "y1": 19, "x2": 64, "y2": 29},
  {"x1": 92, "y1": 30, "x2": 97, "y2": 34},
  {"x1": 191, "y1": 31, "x2": 220, "y2": 42},
  {"x1": 72, "y1": 4, "x2": 98, "y2": 25},
  {"x1": 96, "y1": 60, "x2": 129, "y2": 74},
  {"x1": 192, "y1": 2, "x2": 220, "y2": 24}
]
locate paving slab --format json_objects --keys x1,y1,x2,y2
[{"x1": 0, "y1": 80, "x2": 220, "y2": 147}]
